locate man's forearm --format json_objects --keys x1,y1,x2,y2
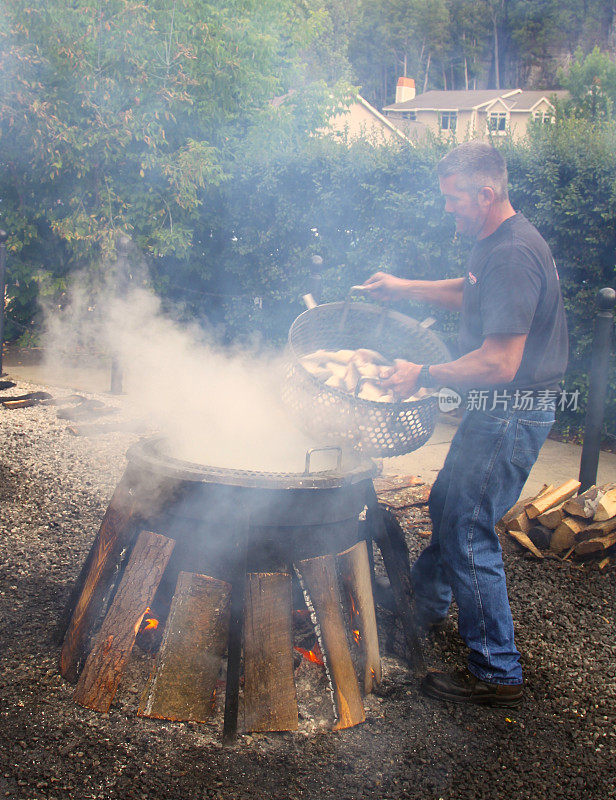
[
  {"x1": 429, "y1": 335, "x2": 527, "y2": 388},
  {"x1": 400, "y1": 278, "x2": 464, "y2": 310}
]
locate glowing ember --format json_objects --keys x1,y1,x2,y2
[
  {"x1": 294, "y1": 644, "x2": 324, "y2": 666},
  {"x1": 352, "y1": 629, "x2": 361, "y2": 645}
]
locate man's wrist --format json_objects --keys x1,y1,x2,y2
[{"x1": 417, "y1": 364, "x2": 439, "y2": 388}]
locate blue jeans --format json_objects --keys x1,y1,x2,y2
[{"x1": 411, "y1": 405, "x2": 554, "y2": 684}]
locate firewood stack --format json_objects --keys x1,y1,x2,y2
[{"x1": 497, "y1": 480, "x2": 616, "y2": 569}]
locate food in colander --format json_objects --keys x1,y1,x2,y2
[{"x1": 300, "y1": 349, "x2": 431, "y2": 403}]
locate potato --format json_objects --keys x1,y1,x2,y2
[
  {"x1": 358, "y1": 381, "x2": 388, "y2": 402},
  {"x1": 343, "y1": 362, "x2": 360, "y2": 393},
  {"x1": 301, "y1": 358, "x2": 332, "y2": 380},
  {"x1": 330, "y1": 349, "x2": 356, "y2": 364},
  {"x1": 352, "y1": 348, "x2": 389, "y2": 366},
  {"x1": 357, "y1": 363, "x2": 380, "y2": 379},
  {"x1": 325, "y1": 374, "x2": 346, "y2": 390},
  {"x1": 325, "y1": 361, "x2": 348, "y2": 379}
]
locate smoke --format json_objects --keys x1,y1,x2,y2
[{"x1": 43, "y1": 274, "x2": 318, "y2": 473}]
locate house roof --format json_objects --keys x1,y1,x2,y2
[
  {"x1": 502, "y1": 90, "x2": 568, "y2": 112},
  {"x1": 383, "y1": 88, "x2": 568, "y2": 114},
  {"x1": 383, "y1": 89, "x2": 520, "y2": 112},
  {"x1": 354, "y1": 94, "x2": 411, "y2": 141}
]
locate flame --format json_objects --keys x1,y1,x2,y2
[
  {"x1": 353, "y1": 629, "x2": 361, "y2": 645},
  {"x1": 141, "y1": 607, "x2": 159, "y2": 631},
  {"x1": 294, "y1": 644, "x2": 324, "y2": 666}
]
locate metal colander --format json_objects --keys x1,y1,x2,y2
[{"x1": 282, "y1": 299, "x2": 451, "y2": 457}]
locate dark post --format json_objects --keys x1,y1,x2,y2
[
  {"x1": 309, "y1": 254, "x2": 323, "y2": 305},
  {"x1": 578, "y1": 287, "x2": 616, "y2": 492},
  {"x1": 110, "y1": 235, "x2": 130, "y2": 394},
  {"x1": 0, "y1": 230, "x2": 7, "y2": 376}
]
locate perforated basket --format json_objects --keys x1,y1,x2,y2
[{"x1": 282, "y1": 300, "x2": 451, "y2": 457}]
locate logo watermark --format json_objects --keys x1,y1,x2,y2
[{"x1": 437, "y1": 388, "x2": 580, "y2": 413}]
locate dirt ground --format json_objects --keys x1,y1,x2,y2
[{"x1": 1, "y1": 380, "x2": 615, "y2": 800}]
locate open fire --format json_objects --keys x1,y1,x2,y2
[{"x1": 58, "y1": 436, "x2": 382, "y2": 740}]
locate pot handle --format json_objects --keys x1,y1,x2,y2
[{"x1": 304, "y1": 446, "x2": 343, "y2": 474}]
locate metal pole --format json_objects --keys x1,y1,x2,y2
[
  {"x1": 578, "y1": 287, "x2": 616, "y2": 492},
  {"x1": 309, "y1": 254, "x2": 323, "y2": 305},
  {"x1": 0, "y1": 230, "x2": 7, "y2": 376}
]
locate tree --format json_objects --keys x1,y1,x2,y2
[
  {"x1": 559, "y1": 47, "x2": 616, "y2": 120},
  {"x1": 0, "y1": 0, "x2": 343, "y2": 332}
]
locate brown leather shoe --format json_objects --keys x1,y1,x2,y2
[{"x1": 421, "y1": 668, "x2": 524, "y2": 708}]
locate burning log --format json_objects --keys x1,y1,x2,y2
[
  {"x1": 243, "y1": 572, "x2": 298, "y2": 732},
  {"x1": 296, "y1": 554, "x2": 365, "y2": 730},
  {"x1": 59, "y1": 469, "x2": 178, "y2": 682},
  {"x1": 139, "y1": 572, "x2": 231, "y2": 723},
  {"x1": 59, "y1": 471, "x2": 140, "y2": 681},
  {"x1": 337, "y1": 541, "x2": 381, "y2": 693},
  {"x1": 73, "y1": 531, "x2": 175, "y2": 712}
]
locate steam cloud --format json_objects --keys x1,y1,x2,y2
[{"x1": 43, "y1": 278, "x2": 318, "y2": 473}]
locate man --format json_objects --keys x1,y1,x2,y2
[{"x1": 361, "y1": 141, "x2": 568, "y2": 707}]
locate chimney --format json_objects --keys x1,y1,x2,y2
[{"x1": 396, "y1": 77, "x2": 416, "y2": 104}]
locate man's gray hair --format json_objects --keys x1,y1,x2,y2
[{"x1": 437, "y1": 141, "x2": 509, "y2": 201}]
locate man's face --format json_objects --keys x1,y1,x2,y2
[{"x1": 439, "y1": 174, "x2": 490, "y2": 238}]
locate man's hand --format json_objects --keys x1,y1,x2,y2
[
  {"x1": 359, "y1": 271, "x2": 410, "y2": 300},
  {"x1": 380, "y1": 359, "x2": 422, "y2": 400}
]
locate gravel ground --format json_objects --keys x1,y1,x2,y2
[{"x1": 1, "y1": 378, "x2": 615, "y2": 800}]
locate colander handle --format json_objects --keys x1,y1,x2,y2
[
  {"x1": 304, "y1": 446, "x2": 343, "y2": 474},
  {"x1": 354, "y1": 375, "x2": 385, "y2": 397},
  {"x1": 339, "y1": 288, "x2": 389, "y2": 334}
]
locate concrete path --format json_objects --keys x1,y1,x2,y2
[
  {"x1": 5, "y1": 355, "x2": 616, "y2": 495},
  {"x1": 382, "y1": 419, "x2": 616, "y2": 496}
]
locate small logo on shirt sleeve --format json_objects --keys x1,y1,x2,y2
[{"x1": 467, "y1": 271, "x2": 478, "y2": 285}]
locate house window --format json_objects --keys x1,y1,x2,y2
[
  {"x1": 488, "y1": 112, "x2": 508, "y2": 133},
  {"x1": 440, "y1": 111, "x2": 457, "y2": 132},
  {"x1": 533, "y1": 110, "x2": 554, "y2": 124},
  {"x1": 403, "y1": 111, "x2": 417, "y2": 121}
]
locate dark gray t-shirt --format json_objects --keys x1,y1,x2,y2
[{"x1": 458, "y1": 213, "x2": 568, "y2": 391}]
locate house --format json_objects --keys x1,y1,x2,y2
[
  {"x1": 383, "y1": 77, "x2": 568, "y2": 142},
  {"x1": 326, "y1": 94, "x2": 411, "y2": 145}
]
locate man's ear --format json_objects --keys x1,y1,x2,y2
[{"x1": 477, "y1": 186, "x2": 495, "y2": 208}]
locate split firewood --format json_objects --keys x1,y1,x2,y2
[
  {"x1": 574, "y1": 529, "x2": 616, "y2": 556},
  {"x1": 2, "y1": 398, "x2": 38, "y2": 409},
  {"x1": 508, "y1": 530, "x2": 544, "y2": 558},
  {"x1": 527, "y1": 525, "x2": 552, "y2": 550},
  {"x1": 373, "y1": 475, "x2": 424, "y2": 493},
  {"x1": 598, "y1": 556, "x2": 611, "y2": 572},
  {"x1": 139, "y1": 572, "x2": 231, "y2": 724},
  {"x1": 562, "y1": 486, "x2": 603, "y2": 519},
  {"x1": 594, "y1": 487, "x2": 616, "y2": 522},
  {"x1": 378, "y1": 484, "x2": 431, "y2": 510},
  {"x1": 550, "y1": 517, "x2": 588, "y2": 553},
  {"x1": 243, "y1": 572, "x2": 298, "y2": 733},
  {"x1": 496, "y1": 484, "x2": 551, "y2": 536},
  {"x1": 536, "y1": 503, "x2": 566, "y2": 530},
  {"x1": 337, "y1": 541, "x2": 381, "y2": 694},
  {"x1": 525, "y1": 479, "x2": 581, "y2": 519},
  {"x1": 504, "y1": 485, "x2": 554, "y2": 535},
  {"x1": 575, "y1": 516, "x2": 616, "y2": 543},
  {"x1": 296, "y1": 554, "x2": 365, "y2": 730},
  {"x1": 73, "y1": 531, "x2": 175, "y2": 712}
]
